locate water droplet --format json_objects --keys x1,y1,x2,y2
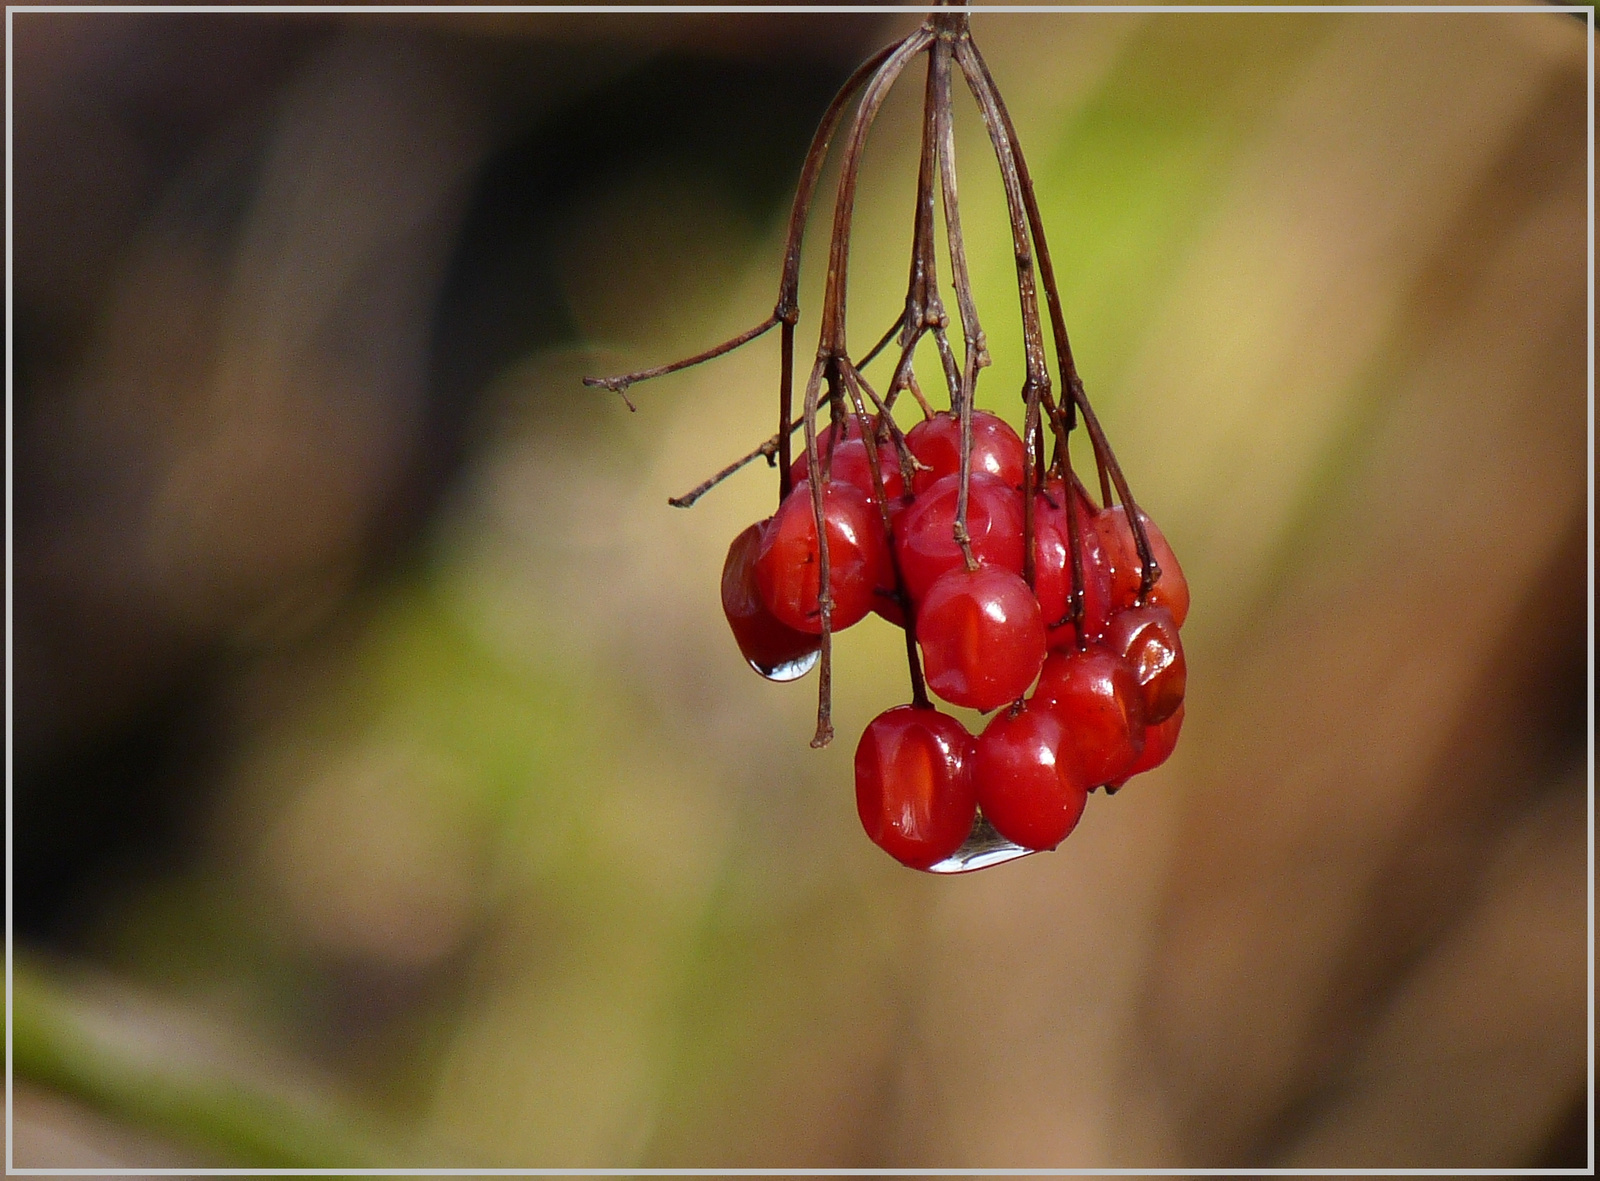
[
  {"x1": 923, "y1": 812, "x2": 1036, "y2": 874},
  {"x1": 749, "y1": 648, "x2": 820, "y2": 682}
]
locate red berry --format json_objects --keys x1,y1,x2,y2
[
  {"x1": 790, "y1": 421, "x2": 906, "y2": 502},
  {"x1": 1102, "y1": 605, "x2": 1186, "y2": 725},
  {"x1": 973, "y1": 704, "x2": 1090, "y2": 851},
  {"x1": 906, "y1": 409, "x2": 1026, "y2": 494},
  {"x1": 1095, "y1": 505, "x2": 1189, "y2": 627},
  {"x1": 871, "y1": 549, "x2": 912, "y2": 627},
  {"x1": 791, "y1": 416, "x2": 856, "y2": 463},
  {"x1": 867, "y1": 492, "x2": 918, "y2": 628},
  {"x1": 855, "y1": 705, "x2": 977, "y2": 869},
  {"x1": 721, "y1": 521, "x2": 820, "y2": 680},
  {"x1": 917, "y1": 565, "x2": 1046, "y2": 712},
  {"x1": 1032, "y1": 486, "x2": 1112, "y2": 647},
  {"x1": 892, "y1": 471, "x2": 1025, "y2": 606},
  {"x1": 1032, "y1": 644, "x2": 1145, "y2": 786},
  {"x1": 873, "y1": 591, "x2": 907, "y2": 627},
  {"x1": 1112, "y1": 703, "x2": 1185, "y2": 788},
  {"x1": 755, "y1": 479, "x2": 887, "y2": 634}
]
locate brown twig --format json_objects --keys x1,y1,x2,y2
[
  {"x1": 667, "y1": 419, "x2": 809, "y2": 508},
  {"x1": 929, "y1": 29, "x2": 984, "y2": 573},
  {"x1": 805, "y1": 27, "x2": 934, "y2": 747},
  {"x1": 1058, "y1": 430, "x2": 1087, "y2": 646},
  {"x1": 582, "y1": 40, "x2": 900, "y2": 481},
  {"x1": 583, "y1": 317, "x2": 777, "y2": 409},
  {"x1": 953, "y1": 33, "x2": 1051, "y2": 590},
  {"x1": 858, "y1": 312, "x2": 907, "y2": 372},
  {"x1": 840, "y1": 358, "x2": 928, "y2": 709},
  {"x1": 931, "y1": 30, "x2": 988, "y2": 411},
  {"x1": 964, "y1": 38, "x2": 1161, "y2": 598},
  {"x1": 591, "y1": 11, "x2": 1164, "y2": 770}
]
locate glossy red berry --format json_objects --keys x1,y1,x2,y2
[
  {"x1": 1102, "y1": 604, "x2": 1186, "y2": 725},
  {"x1": 1032, "y1": 644, "x2": 1145, "y2": 786},
  {"x1": 721, "y1": 521, "x2": 820, "y2": 680},
  {"x1": 755, "y1": 479, "x2": 887, "y2": 634},
  {"x1": 791, "y1": 416, "x2": 856, "y2": 463},
  {"x1": 917, "y1": 565, "x2": 1047, "y2": 712},
  {"x1": 790, "y1": 421, "x2": 906, "y2": 503},
  {"x1": 1095, "y1": 505, "x2": 1189, "y2": 627},
  {"x1": 871, "y1": 541, "x2": 912, "y2": 628},
  {"x1": 892, "y1": 471, "x2": 1025, "y2": 606},
  {"x1": 855, "y1": 705, "x2": 978, "y2": 869},
  {"x1": 1110, "y1": 703, "x2": 1185, "y2": 790},
  {"x1": 906, "y1": 409, "x2": 1026, "y2": 494},
  {"x1": 1032, "y1": 486, "x2": 1112, "y2": 647},
  {"x1": 973, "y1": 704, "x2": 1090, "y2": 851}
]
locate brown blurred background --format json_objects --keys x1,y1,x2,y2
[{"x1": 10, "y1": 7, "x2": 1590, "y2": 1170}]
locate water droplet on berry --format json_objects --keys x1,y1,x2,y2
[
  {"x1": 747, "y1": 648, "x2": 820, "y2": 682},
  {"x1": 923, "y1": 812, "x2": 1037, "y2": 873}
]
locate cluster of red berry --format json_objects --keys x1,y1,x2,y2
[
  {"x1": 721, "y1": 406, "x2": 1188, "y2": 871},
  {"x1": 590, "y1": 11, "x2": 1189, "y2": 874}
]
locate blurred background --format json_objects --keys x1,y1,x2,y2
[{"x1": 9, "y1": 6, "x2": 1589, "y2": 1170}]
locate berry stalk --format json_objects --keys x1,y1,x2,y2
[{"x1": 587, "y1": 10, "x2": 1189, "y2": 871}]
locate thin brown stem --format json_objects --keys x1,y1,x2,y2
[
  {"x1": 779, "y1": 319, "x2": 796, "y2": 502},
  {"x1": 964, "y1": 38, "x2": 1160, "y2": 598},
  {"x1": 859, "y1": 313, "x2": 906, "y2": 371},
  {"x1": 598, "y1": 15, "x2": 1163, "y2": 763},
  {"x1": 946, "y1": 34, "x2": 1072, "y2": 499},
  {"x1": 799, "y1": 29, "x2": 932, "y2": 749},
  {"x1": 877, "y1": 34, "x2": 961, "y2": 417},
  {"x1": 926, "y1": 31, "x2": 980, "y2": 571},
  {"x1": 824, "y1": 386, "x2": 848, "y2": 474},
  {"x1": 929, "y1": 328, "x2": 963, "y2": 399},
  {"x1": 669, "y1": 421, "x2": 805, "y2": 509},
  {"x1": 1060, "y1": 435, "x2": 1087, "y2": 648},
  {"x1": 819, "y1": 29, "x2": 934, "y2": 352},
  {"x1": 906, "y1": 47, "x2": 960, "y2": 403},
  {"x1": 931, "y1": 31, "x2": 988, "y2": 413},
  {"x1": 841, "y1": 359, "x2": 928, "y2": 709},
  {"x1": 583, "y1": 38, "x2": 903, "y2": 402},
  {"x1": 1069, "y1": 469, "x2": 1098, "y2": 510},
  {"x1": 1080, "y1": 402, "x2": 1157, "y2": 596},
  {"x1": 583, "y1": 316, "x2": 777, "y2": 406},
  {"x1": 953, "y1": 35, "x2": 1050, "y2": 589},
  {"x1": 904, "y1": 371, "x2": 935, "y2": 420},
  {"x1": 847, "y1": 364, "x2": 921, "y2": 491},
  {"x1": 776, "y1": 38, "x2": 906, "y2": 320},
  {"x1": 801, "y1": 355, "x2": 833, "y2": 748}
]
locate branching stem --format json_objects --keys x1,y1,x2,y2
[
  {"x1": 590, "y1": 12, "x2": 1165, "y2": 760},
  {"x1": 964, "y1": 38, "x2": 1160, "y2": 598},
  {"x1": 953, "y1": 34, "x2": 1050, "y2": 590},
  {"x1": 805, "y1": 27, "x2": 933, "y2": 745}
]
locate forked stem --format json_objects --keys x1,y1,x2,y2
[
  {"x1": 583, "y1": 317, "x2": 778, "y2": 409},
  {"x1": 806, "y1": 28, "x2": 934, "y2": 745},
  {"x1": 964, "y1": 38, "x2": 1161, "y2": 598},
  {"x1": 668, "y1": 421, "x2": 802, "y2": 509},
  {"x1": 841, "y1": 359, "x2": 928, "y2": 710},
  {"x1": 930, "y1": 31, "x2": 981, "y2": 573},
  {"x1": 583, "y1": 38, "x2": 901, "y2": 498},
  {"x1": 817, "y1": 29, "x2": 936, "y2": 352},
  {"x1": 888, "y1": 46, "x2": 960, "y2": 408},
  {"x1": 801, "y1": 354, "x2": 834, "y2": 747},
  {"x1": 931, "y1": 31, "x2": 988, "y2": 411},
  {"x1": 589, "y1": 13, "x2": 1160, "y2": 764},
  {"x1": 953, "y1": 34, "x2": 1051, "y2": 589}
]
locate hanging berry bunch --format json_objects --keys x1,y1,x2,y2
[{"x1": 587, "y1": 6, "x2": 1188, "y2": 873}]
